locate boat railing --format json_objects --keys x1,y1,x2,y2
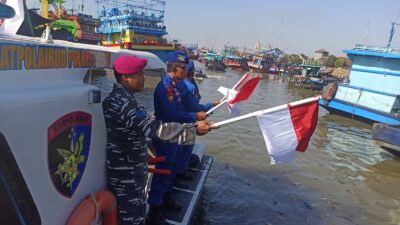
[
  {"x1": 99, "y1": 13, "x2": 163, "y2": 23},
  {"x1": 353, "y1": 44, "x2": 400, "y2": 54},
  {"x1": 96, "y1": 25, "x2": 167, "y2": 35},
  {"x1": 338, "y1": 84, "x2": 399, "y2": 98},
  {"x1": 335, "y1": 84, "x2": 400, "y2": 116}
]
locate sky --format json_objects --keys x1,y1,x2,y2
[{"x1": 35, "y1": 0, "x2": 400, "y2": 57}]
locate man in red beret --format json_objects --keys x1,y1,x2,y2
[{"x1": 102, "y1": 55, "x2": 212, "y2": 225}]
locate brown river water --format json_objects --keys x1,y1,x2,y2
[{"x1": 93, "y1": 62, "x2": 400, "y2": 225}]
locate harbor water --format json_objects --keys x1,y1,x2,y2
[{"x1": 93, "y1": 62, "x2": 400, "y2": 225}]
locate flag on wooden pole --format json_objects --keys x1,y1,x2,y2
[
  {"x1": 227, "y1": 75, "x2": 262, "y2": 116},
  {"x1": 207, "y1": 72, "x2": 252, "y2": 115},
  {"x1": 212, "y1": 96, "x2": 320, "y2": 164},
  {"x1": 257, "y1": 100, "x2": 319, "y2": 164}
]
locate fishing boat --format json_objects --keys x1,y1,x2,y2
[
  {"x1": 320, "y1": 23, "x2": 400, "y2": 125},
  {"x1": 96, "y1": 0, "x2": 177, "y2": 62},
  {"x1": 372, "y1": 123, "x2": 400, "y2": 152},
  {"x1": 247, "y1": 54, "x2": 269, "y2": 73},
  {"x1": 194, "y1": 69, "x2": 208, "y2": 79},
  {"x1": 0, "y1": 3, "x2": 212, "y2": 225},
  {"x1": 204, "y1": 52, "x2": 226, "y2": 72},
  {"x1": 288, "y1": 63, "x2": 324, "y2": 91},
  {"x1": 222, "y1": 55, "x2": 246, "y2": 70},
  {"x1": 28, "y1": 0, "x2": 103, "y2": 45},
  {"x1": 221, "y1": 45, "x2": 246, "y2": 71},
  {"x1": 197, "y1": 47, "x2": 210, "y2": 63}
]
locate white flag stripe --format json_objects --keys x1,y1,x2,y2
[
  {"x1": 206, "y1": 73, "x2": 250, "y2": 115},
  {"x1": 227, "y1": 89, "x2": 240, "y2": 116},
  {"x1": 257, "y1": 107, "x2": 298, "y2": 164},
  {"x1": 217, "y1": 86, "x2": 229, "y2": 96},
  {"x1": 207, "y1": 87, "x2": 236, "y2": 115}
]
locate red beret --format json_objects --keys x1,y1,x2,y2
[{"x1": 113, "y1": 55, "x2": 148, "y2": 75}]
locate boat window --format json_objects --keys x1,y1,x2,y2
[
  {"x1": 83, "y1": 68, "x2": 164, "y2": 94},
  {"x1": 0, "y1": 133, "x2": 41, "y2": 225}
]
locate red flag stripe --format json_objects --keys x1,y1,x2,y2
[
  {"x1": 288, "y1": 100, "x2": 319, "y2": 152},
  {"x1": 228, "y1": 76, "x2": 262, "y2": 104},
  {"x1": 232, "y1": 72, "x2": 251, "y2": 90}
]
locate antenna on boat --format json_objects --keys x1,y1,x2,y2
[
  {"x1": 362, "y1": 20, "x2": 370, "y2": 43},
  {"x1": 386, "y1": 22, "x2": 400, "y2": 49}
]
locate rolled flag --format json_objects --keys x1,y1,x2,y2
[
  {"x1": 227, "y1": 75, "x2": 262, "y2": 116},
  {"x1": 257, "y1": 99, "x2": 319, "y2": 164}
]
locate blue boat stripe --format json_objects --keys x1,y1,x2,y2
[
  {"x1": 338, "y1": 84, "x2": 399, "y2": 97},
  {"x1": 327, "y1": 99, "x2": 400, "y2": 125},
  {"x1": 344, "y1": 49, "x2": 400, "y2": 59},
  {"x1": 351, "y1": 67, "x2": 400, "y2": 78}
]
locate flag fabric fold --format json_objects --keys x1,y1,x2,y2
[
  {"x1": 227, "y1": 89, "x2": 240, "y2": 116},
  {"x1": 228, "y1": 76, "x2": 262, "y2": 105},
  {"x1": 226, "y1": 75, "x2": 262, "y2": 116},
  {"x1": 257, "y1": 100, "x2": 319, "y2": 164}
]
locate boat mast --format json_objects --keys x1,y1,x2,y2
[
  {"x1": 386, "y1": 22, "x2": 400, "y2": 49},
  {"x1": 41, "y1": 0, "x2": 48, "y2": 18}
]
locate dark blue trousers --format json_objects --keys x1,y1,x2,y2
[
  {"x1": 147, "y1": 140, "x2": 180, "y2": 206},
  {"x1": 176, "y1": 145, "x2": 194, "y2": 174}
]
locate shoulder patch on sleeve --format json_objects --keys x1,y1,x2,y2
[{"x1": 166, "y1": 86, "x2": 175, "y2": 102}]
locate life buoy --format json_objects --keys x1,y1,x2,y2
[{"x1": 66, "y1": 190, "x2": 118, "y2": 225}]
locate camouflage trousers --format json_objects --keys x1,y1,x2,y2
[{"x1": 107, "y1": 162, "x2": 147, "y2": 225}]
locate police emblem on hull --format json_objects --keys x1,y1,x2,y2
[{"x1": 47, "y1": 112, "x2": 92, "y2": 198}]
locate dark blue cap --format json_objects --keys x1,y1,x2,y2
[{"x1": 166, "y1": 50, "x2": 189, "y2": 64}]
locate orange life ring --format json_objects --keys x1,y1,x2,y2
[{"x1": 66, "y1": 190, "x2": 118, "y2": 225}]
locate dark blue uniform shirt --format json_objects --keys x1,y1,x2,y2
[
  {"x1": 154, "y1": 75, "x2": 197, "y2": 123},
  {"x1": 177, "y1": 79, "x2": 213, "y2": 112}
]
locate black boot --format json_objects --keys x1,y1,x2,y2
[
  {"x1": 162, "y1": 193, "x2": 182, "y2": 211},
  {"x1": 146, "y1": 206, "x2": 172, "y2": 225}
]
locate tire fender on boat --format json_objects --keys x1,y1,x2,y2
[
  {"x1": 66, "y1": 190, "x2": 118, "y2": 225},
  {"x1": 322, "y1": 82, "x2": 338, "y2": 100}
]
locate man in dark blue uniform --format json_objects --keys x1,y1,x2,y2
[
  {"x1": 147, "y1": 51, "x2": 210, "y2": 225},
  {"x1": 103, "y1": 55, "x2": 212, "y2": 225},
  {"x1": 175, "y1": 61, "x2": 220, "y2": 181}
]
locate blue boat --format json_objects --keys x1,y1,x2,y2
[
  {"x1": 320, "y1": 23, "x2": 400, "y2": 125},
  {"x1": 372, "y1": 123, "x2": 400, "y2": 152}
]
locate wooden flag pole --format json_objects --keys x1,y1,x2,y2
[
  {"x1": 206, "y1": 99, "x2": 227, "y2": 115},
  {"x1": 211, "y1": 96, "x2": 321, "y2": 127}
]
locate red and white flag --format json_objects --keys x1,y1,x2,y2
[
  {"x1": 227, "y1": 75, "x2": 262, "y2": 116},
  {"x1": 257, "y1": 99, "x2": 319, "y2": 164},
  {"x1": 210, "y1": 73, "x2": 261, "y2": 116}
]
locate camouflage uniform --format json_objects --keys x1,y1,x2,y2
[{"x1": 102, "y1": 83, "x2": 154, "y2": 225}]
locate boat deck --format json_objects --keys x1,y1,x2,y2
[{"x1": 162, "y1": 155, "x2": 213, "y2": 225}]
